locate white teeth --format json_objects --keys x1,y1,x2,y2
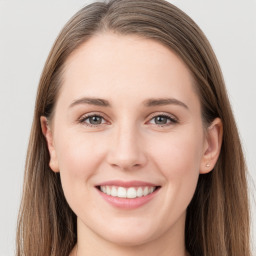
[
  {"x1": 143, "y1": 187, "x2": 149, "y2": 196},
  {"x1": 106, "y1": 186, "x2": 111, "y2": 195},
  {"x1": 137, "y1": 187, "x2": 143, "y2": 197},
  {"x1": 99, "y1": 186, "x2": 157, "y2": 198},
  {"x1": 111, "y1": 187, "x2": 117, "y2": 197},
  {"x1": 127, "y1": 187, "x2": 137, "y2": 198},
  {"x1": 117, "y1": 187, "x2": 126, "y2": 198}
]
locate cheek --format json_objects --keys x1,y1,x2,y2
[
  {"x1": 54, "y1": 131, "x2": 107, "y2": 206},
  {"x1": 54, "y1": 133, "x2": 109, "y2": 221},
  {"x1": 150, "y1": 129, "x2": 203, "y2": 207},
  {"x1": 55, "y1": 131, "x2": 106, "y2": 177},
  {"x1": 152, "y1": 130, "x2": 203, "y2": 177}
]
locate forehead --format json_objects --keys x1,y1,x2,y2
[{"x1": 59, "y1": 32, "x2": 199, "y2": 109}]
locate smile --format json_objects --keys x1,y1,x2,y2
[
  {"x1": 99, "y1": 185, "x2": 157, "y2": 198},
  {"x1": 96, "y1": 181, "x2": 161, "y2": 209}
]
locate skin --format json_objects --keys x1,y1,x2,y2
[{"x1": 41, "y1": 32, "x2": 222, "y2": 256}]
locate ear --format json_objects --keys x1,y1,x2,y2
[
  {"x1": 40, "y1": 116, "x2": 59, "y2": 173},
  {"x1": 200, "y1": 118, "x2": 223, "y2": 174}
]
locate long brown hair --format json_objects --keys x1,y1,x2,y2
[{"x1": 16, "y1": 0, "x2": 251, "y2": 255}]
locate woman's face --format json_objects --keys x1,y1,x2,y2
[{"x1": 43, "y1": 33, "x2": 218, "y2": 247}]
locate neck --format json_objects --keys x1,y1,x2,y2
[{"x1": 73, "y1": 214, "x2": 188, "y2": 256}]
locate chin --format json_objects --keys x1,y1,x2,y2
[
  {"x1": 102, "y1": 232, "x2": 154, "y2": 247},
  {"x1": 96, "y1": 223, "x2": 158, "y2": 247}
]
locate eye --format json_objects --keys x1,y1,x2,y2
[
  {"x1": 148, "y1": 113, "x2": 177, "y2": 126},
  {"x1": 79, "y1": 113, "x2": 108, "y2": 127}
]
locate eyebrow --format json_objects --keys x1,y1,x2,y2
[
  {"x1": 69, "y1": 97, "x2": 111, "y2": 108},
  {"x1": 143, "y1": 98, "x2": 189, "y2": 109},
  {"x1": 69, "y1": 97, "x2": 188, "y2": 109}
]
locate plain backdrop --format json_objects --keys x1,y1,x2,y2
[{"x1": 0, "y1": 0, "x2": 255, "y2": 255}]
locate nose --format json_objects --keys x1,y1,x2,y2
[{"x1": 106, "y1": 124, "x2": 147, "y2": 171}]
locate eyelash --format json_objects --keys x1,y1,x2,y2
[
  {"x1": 78, "y1": 112, "x2": 178, "y2": 128},
  {"x1": 147, "y1": 113, "x2": 178, "y2": 126}
]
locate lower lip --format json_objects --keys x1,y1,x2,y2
[{"x1": 96, "y1": 188, "x2": 160, "y2": 209}]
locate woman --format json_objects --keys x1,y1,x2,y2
[{"x1": 16, "y1": 0, "x2": 251, "y2": 255}]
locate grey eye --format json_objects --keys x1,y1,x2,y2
[
  {"x1": 87, "y1": 116, "x2": 103, "y2": 125},
  {"x1": 154, "y1": 116, "x2": 169, "y2": 125},
  {"x1": 148, "y1": 114, "x2": 177, "y2": 126}
]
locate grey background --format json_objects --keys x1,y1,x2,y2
[{"x1": 0, "y1": 0, "x2": 255, "y2": 255}]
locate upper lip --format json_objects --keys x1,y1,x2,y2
[{"x1": 95, "y1": 180, "x2": 160, "y2": 188}]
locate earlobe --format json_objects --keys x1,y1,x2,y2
[
  {"x1": 200, "y1": 118, "x2": 223, "y2": 174},
  {"x1": 40, "y1": 116, "x2": 59, "y2": 173}
]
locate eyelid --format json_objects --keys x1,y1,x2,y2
[
  {"x1": 77, "y1": 111, "x2": 178, "y2": 128},
  {"x1": 78, "y1": 112, "x2": 110, "y2": 127},
  {"x1": 146, "y1": 112, "x2": 178, "y2": 125}
]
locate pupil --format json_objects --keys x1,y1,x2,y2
[
  {"x1": 90, "y1": 116, "x2": 102, "y2": 124},
  {"x1": 155, "y1": 116, "x2": 167, "y2": 124}
]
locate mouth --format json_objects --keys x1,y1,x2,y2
[
  {"x1": 95, "y1": 180, "x2": 161, "y2": 209},
  {"x1": 96, "y1": 185, "x2": 161, "y2": 199}
]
